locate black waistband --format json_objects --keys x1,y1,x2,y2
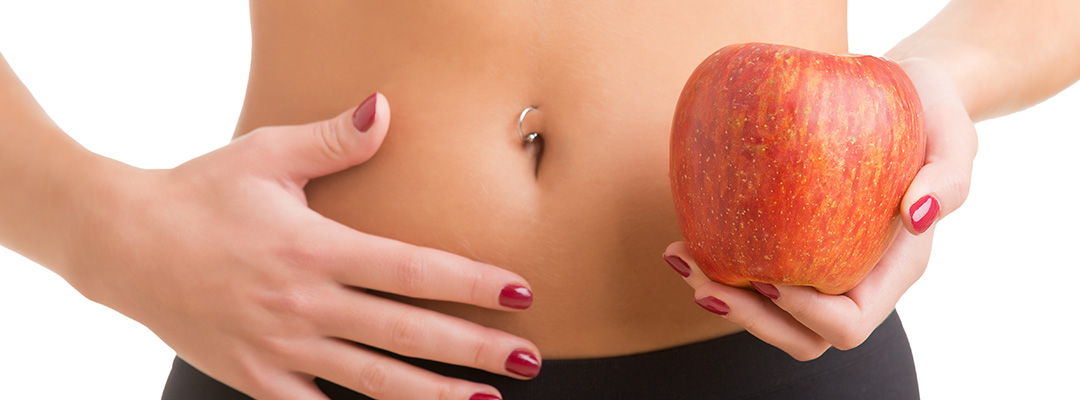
[{"x1": 165, "y1": 311, "x2": 918, "y2": 400}]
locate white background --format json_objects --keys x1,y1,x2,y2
[{"x1": 1, "y1": 1, "x2": 1077, "y2": 399}]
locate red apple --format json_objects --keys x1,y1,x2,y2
[{"x1": 670, "y1": 43, "x2": 926, "y2": 295}]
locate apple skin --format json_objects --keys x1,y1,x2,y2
[{"x1": 670, "y1": 43, "x2": 926, "y2": 295}]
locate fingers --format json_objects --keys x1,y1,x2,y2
[
  {"x1": 693, "y1": 281, "x2": 831, "y2": 361},
  {"x1": 299, "y1": 219, "x2": 533, "y2": 312},
  {"x1": 762, "y1": 230, "x2": 931, "y2": 350},
  {"x1": 896, "y1": 58, "x2": 979, "y2": 234},
  {"x1": 302, "y1": 338, "x2": 503, "y2": 400},
  {"x1": 238, "y1": 92, "x2": 392, "y2": 182},
  {"x1": 664, "y1": 233, "x2": 930, "y2": 358},
  {"x1": 318, "y1": 288, "x2": 541, "y2": 380},
  {"x1": 663, "y1": 242, "x2": 831, "y2": 361}
]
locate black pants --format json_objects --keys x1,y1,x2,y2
[{"x1": 163, "y1": 310, "x2": 918, "y2": 399}]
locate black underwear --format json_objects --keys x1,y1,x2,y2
[{"x1": 162, "y1": 310, "x2": 918, "y2": 399}]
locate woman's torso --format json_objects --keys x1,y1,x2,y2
[{"x1": 235, "y1": 0, "x2": 847, "y2": 358}]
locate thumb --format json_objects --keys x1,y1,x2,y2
[
  {"x1": 245, "y1": 92, "x2": 390, "y2": 181},
  {"x1": 895, "y1": 59, "x2": 977, "y2": 235}
]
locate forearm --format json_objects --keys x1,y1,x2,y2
[
  {"x1": 887, "y1": 0, "x2": 1080, "y2": 121},
  {"x1": 0, "y1": 54, "x2": 132, "y2": 277}
]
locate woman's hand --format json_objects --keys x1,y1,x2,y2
[
  {"x1": 662, "y1": 58, "x2": 977, "y2": 360},
  {"x1": 66, "y1": 93, "x2": 535, "y2": 400}
]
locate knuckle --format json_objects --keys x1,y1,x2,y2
[
  {"x1": 469, "y1": 332, "x2": 496, "y2": 368},
  {"x1": 312, "y1": 118, "x2": 351, "y2": 163},
  {"x1": 232, "y1": 354, "x2": 268, "y2": 390},
  {"x1": 242, "y1": 373, "x2": 279, "y2": 398},
  {"x1": 260, "y1": 286, "x2": 316, "y2": 320},
  {"x1": 791, "y1": 343, "x2": 830, "y2": 362},
  {"x1": 469, "y1": 269, "x2": 486, "y2": 305},
  {"x1": 396, "y1": 250, "x2": 430, "y2": 292},
  {"x1": 735, "y1": 311, "x2": 761, "y2": 334},
  {"x1": 784, "y1": 293, "x2": 819, "y2": 320},
  {"x1": 390, "y1": 312, "x2": 429, "y2": 354},
  {"x1": 276, "y1": 237, "x2": 320, "y2": 272},
  {"x1": 432, "y1": 380, "x2": 478, "y2": 400},
  {"x1": 435, "y1": 382, "x2": 458, "y2": 400},
  {"x1": 951, "y1": 164, "x2": 973, "y2": 206},
  {"x1": 832, "y1": 325, "x2": 871, "y2": 351},
  {"x1": 356, "y1": 359, "x2": 393, "y2": 397},
  {"x1": 254, "y1": 334, "x2": 296, "y2": 358}
]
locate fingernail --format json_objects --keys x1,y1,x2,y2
[
  {"x1": 909, "y1": 194, "x2": 940, "y2": 234},
  {"x1": 499, "y1": 285, "x2": 533, "y2": 310},
  {"x1": 352, "y1": 93, "x2": 378, "y2": 132},
  {"x1": 663, "y1": 255, "x2": 691, "y2": 278},
  {"x1": 751, "y1": 282, "x2": 780, "y2": 300},
  {"x1": 694, "y1": 296, "x2": 730, "y2": 315},
  {"x1": 470, "y1": 394, "x2": 501, "y2": 400},
  {"x1": 505, "y1": 349, "x2": 540, "y2": 378}
]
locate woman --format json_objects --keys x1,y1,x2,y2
[{"x1": 2, "y1": 1, "x2": 1078, "y2": 399}]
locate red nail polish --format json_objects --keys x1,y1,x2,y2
[
  {"x1": 751, "y1": 282, "x2": 780, "y2": 300},
  {"x1": 909, "y1": 194, "x2": 940, "y2": 234},
  {"x1": 505, "y1": 349, "x2": 540, "y2": 378},
  {"x1": 499, "y1": 285, "x2": 533, "y2": 310},
  {"x1": 694, "y1": 296, "x2": 730, "y2": 315},
  {"x1": 663, "y1": 255, "x2": 691, "y2": 278},
  {"x1": 352, "y1": 93, "x2": 377, "y2": 132},
  {"x1": 470, "y1": 394, "x2": 501, "y2": 400}
]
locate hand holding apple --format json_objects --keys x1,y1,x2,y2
[
  {"x1": 670, "y1": 43, "x2": 926, "y2": 295},
  {"x1": 663, "y1": 49, "x2": 977, "y2": 359}
]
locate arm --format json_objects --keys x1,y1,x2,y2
[
  {"x1": 886, "y1": 0, "x2": 1080, "y2": 121},
  {"x1": 0, "y1": 54, "x2": 122, "y2": 277}
]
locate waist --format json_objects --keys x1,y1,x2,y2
[
  {"x1": 254, "y1": 31, "x2": 750, "y2": 358},
  {"x1": 299, "y1": 95, "x2": 735, "y2": 356},
  {"x1": 233, "y1": 1, "x2": 848, "y2": 357}
]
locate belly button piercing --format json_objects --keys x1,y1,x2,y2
[
  {"x1": 518, "y1": 106, "x2": 541, "y2": 143},
  {"x1": 517, "y1": 106, "x2": 545, "y2": 177}
]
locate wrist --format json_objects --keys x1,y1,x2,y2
[
  {"x1": 8, "y1": 136, "x2": 150, "y2": 296},
  {"x1": 53, "y1": 150, "x2": 152, "y2": 297},
  {"x1": 891, "y1": 57, "x2": 964, "y2": 109},
  {"x1": 887, "y1": 38, "x2": 1000, "y2": 121}
]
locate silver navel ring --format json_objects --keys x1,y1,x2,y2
[{"x1": 518, "y1": 106, "x2": 541, "y2": 144}]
